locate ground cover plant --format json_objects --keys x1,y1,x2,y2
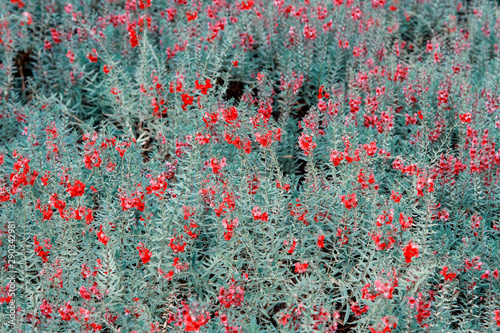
[{"x1": 1, "y1": 0, "x2": 500, "y2": 331}]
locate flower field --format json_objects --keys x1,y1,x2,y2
[{"x1": 1, "y1": 0, "x2": 500, "y2": 331}]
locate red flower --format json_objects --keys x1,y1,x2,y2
[
  {"x1": 40, "y1": 299, "x2": 53, "y2": 319},
  {"x1": 103, "y1": 65, "x2": 111, "y2": 74},
  {"x1": 222, "y1": 218, "x2": 238, "y2": 241},
  {"x1": 22, "y1": 11, "x2": 32, "y2": 25},
  {"x1": 195, "y1": 79, "x2": 213, "y2": 95},
  {"x1": 494, "y1": 309, "x2": 500, "y2": 327},
  {"x1": 403, "y1": 240, "x2": 419, "y2": 263},
  {"x1": 252, "y1": 207, "x2": 268, "y2": 222},
  {"x1": 241, "y1": 0, "x2": 254, "y2": 10},
  {"x1": 159, "y1": 269, "x2": 174, "y2": 281},
  {"x1": 137, "y1": 242, "x2": 152, "y2": 264},
  {"x1": 66, "y1": 180, "x2": 86, "y2": 197},
  {"x1": 255, "y1": 130, "x2": 277, "y2": 148},
  {"x1": 97, "y1": 226, "x2": 109, "y2": 246},
  {"x1": 86, "y1": 49, "x2": 98, "y2": 63},
  {"x1": 298, "y1": 133, "x2": 316, "y2": 156},
  {"x1": 85, "y1": 208, "x2": 94, "y2": 224},
  {"x1": 67, "y1": 50, "x2": 75, "y2": 63},
  {"x1": 138, "y1": 0, "x2": 151, "y2": 9},
  {"x1": 58, "y1": 302, "x2": 77, "y2": 321},
  {"x1": 294, "y1": 262, "x2": 309, "y2": 274},
  {"x1": 351, "y1": 302, "x2": 369, "y2": 316},
  {"x1": 79, "y1": 286, "x2": 91, "y2": 300},
  {"x1": 285, "y1": 238, "x2": 297, "y2": 254},
  {"x1": 168, "y1": 301, "x2": 210, "y2": 332},
  {"x1": 222, "y1": 106, "x2": 239, "y2": 124},
  {"x1": 207, "y1": 157, "x2": 227, "y2": 174},
  {"x1": 369, "y1": 316, "x2": 398, "y2": 333},
  {"x1": 169, "y1": 235, "x2": 187, "y2": 253},
  {"x1": 218, "y1": 279, "x2": 245, "y2": 308},
  {"x1": 399, "y1": 212, "x2": 413, "y2": 230},
  {"x1": 330, "y1": 150, "x2": 344, "y2": 166},
  {"x1": 317, "y1": 235, "x2": 325, "y2": 248},
  {"x1": 181, "y1": 93, "x2": 194, "y2": 110},
  {"x1": 34, "y1": 235, "x2": 50, "y2": 263},
  {"x1": 303, "y1": 24, "x2": 317, "y2": 40},
  {"x1": 187, "y1": 11, "x2": 198, "y2": 22},
  {"x1": 390, "y1": 190, "x2": 402, "y2": 203},
  {"x1": 128, "y1": 23, "x2": 139, "y2": 48},
  {"x1": 363, "y1": 141, "x2": 377, "y2": 157},
  {"x1": 362, "y1": 283, "x2": 380, "y2": 301},
  {"x1": 440, "y1": 266, "x2": 457, "y2": 281},
  {"x1": 340, "y1": 193, "x2": 358, "y2": 209},
  {"x1": 276, "y1": 180, "x2": 290, "y2": 192},
  {"x1": 459, "y1": 113, "x2": 472, "y2": 123}
]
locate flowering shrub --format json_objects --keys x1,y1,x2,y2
[{"x1": 1, "y1": 0, "x2": 500, "y2": 331}]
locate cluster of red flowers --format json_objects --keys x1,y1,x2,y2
[
  {"x1": 169, "y1": 234, "x2": 187, "y2": 253},
  {"x1": 119, "y1": 187, "x2": 146, "y2": 212},
  {"x1": 251, "y1": 206, "x2": 268, "y2": 222},
  {"x1": 97, "y1": 226, "x2": 109, "y2": 246},
  {"x1": 222, "y1": 218, "x2": 238, "y2": 241},
  {"x1": 167, "y1": 301, "x2": 210, "y2": 332},
  {"x1": 403, "y1": 240, "x2": 419, "y2": 263},
  {"x1": 86, "y1": 49, "x2": 98, "y2": 63},
  {"x1": 408, "y1": 292, "x2": 433, "y2": 325},
  {"x1": 4, "y1": 0, "x2": 500, "y2": 331},
  {"x1": 0, "y1": 285, "x2": 13, "y2": 305},
  {"x1": 137, "y1": 242, "x2": 152, "y2": 264},
  {"x1": 340, "y1": 193, "x2": 358, "y2": 209},
  {"x1": 294, "y1": 262, "x2": 309, "y2": 274},
  {"x1": 218, "y1": 279, "x2": 245, "y2": 308},
  {"x1": 368, "y1": 316, "x2": 398, "y2": 333},
  {"x1": 66, "y1": 180, "x2": 85, "y2": 197},
  {"x1": 298, "y1": 133, "x2": 316, "y2": 156},
  {"x1": 33, "y1": 235, "x2": 50, "y2": 263}
]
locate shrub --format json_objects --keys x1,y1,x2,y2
[{"x1": 1, "y1": 0, "x2": 500, "y2": 332}]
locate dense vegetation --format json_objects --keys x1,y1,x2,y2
[{"x1": 1, "y1": 0, "x2": 500, "y2": 331}]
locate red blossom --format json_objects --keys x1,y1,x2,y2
[
  {"x1": 294, "y1": 262, "x2": 309, "y2": 274},
  {"x1": 58, "y1": 302, "x2": 77, "y2": 321},
  {"x1": 340, "y1": 193, "x2": 358, "y2": 209},
  {"x1": 195, "y1": 79, "x2": 213, "y2": 95},
  {"x1": 351, "y1": 302, "x2": 369, "y2": 316},
  {"x1": 137, "y1": 242, "x2": 152, "y2": 264},
  {"x1": 168, "y1": 301, "x2": 210, "y2": 332},
  {"x1": 66, "y1": 180, "x2": 86, "y2": 197},
  {"x1": 298, "y1": 133, "x2": 316, "y2": 156},
  {"x1": 186, "y1": 11, "x2": 198, "y2": 22},
  {"x1": 252, "y1": 207, "x2": 268, "y2": 222},
  {"x1": 330, "y1": 150, "x2": 344, "y2": 166},
  {"x1": 403, "y1": 240, "x2": 419, "y2": 263},
  {"x1": 86, "y1": 49, "x2": 98, "y2": 63},
  {"x1": 317, "y1": 235, "x2": 325, "y2": 248},
  {"x1": 218, "y1": 279, "x2": 245, "y2": 308},
  {"x1": 97, "y1": 226, "x2": 109, "y2": 246}
]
